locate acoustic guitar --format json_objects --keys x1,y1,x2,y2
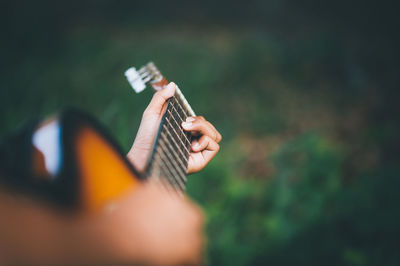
[{"x1": 0, "y1": 62, "x2": 195, "y2": 211}]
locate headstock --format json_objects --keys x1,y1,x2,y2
[{"x1": 125, "y1": 62, "x2": 168, "y2": 93}]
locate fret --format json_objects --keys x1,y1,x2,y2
[
  {"x1": 163, "y1": 122, "x2": 190, "y2": 160},
  {"x1": 152, "y1": 159, "x2": 183, "y2": 194},
  {"x1": 156, "y1": 142, "x2": 186, "y2": 190},
  {"x1": 167, "y1": 109, "x2": 191, "y2": 147},
  {"x1": 173, "y1": 90, "x2": 192, "y2": 118},
  {"x1": 164, "y1": 115, "x2": 191, "y2": 154},
  {"x1": 152, "y1": 150, "x2": 183, "y2": 192},
  {"x1": 167, "y1": 100, "x2": 186, "y2": 159},
  {"x1": 151, "y1": 158, "x2": 184, "y2": 196},
  {"x1": 149, "y1": 161, "x2": 175, "y2": 194},
  {"x1": 169, "y1": 98, "x2": 188, "y2": 156},
  {"x1": 171, "y1": 97, "x2": 193, "y2": 145},
  {"x1": 171, "y1": 97, "x2": 188, "y2": 121},
  {"x1": 158, "y1": 132, "x2": 187, "y2": 177},
  {"x1": 154, "y1": 157, "x2": 183, "y2": 193},
  {"x1": 159, "y1": 133, "x2": 188, "y2": 178}
]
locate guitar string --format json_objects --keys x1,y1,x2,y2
[
  {"x1": 153, "y1": 139, "x2": 185, "y2": 192},
  {"x1": 150, "y1": 161, "x2": 176, "y2": 194},
  {"x1": 169, "y1": 99, "x2": 191, "y2": 169},
  {"x1": 149, "y1": 111, "x2": 181, "y2": 190},
  {"x1": 155, "y1": 142, "x2": 186, "y2": 190},
  {"x1": 163, "y1": 123, "x2": 190, "y2": 160},
  {"x1": 149, "y1": 93, "x2": 194, "y2": 191},
  {"x1": 167, "y1": 109, "x2": 191, "y2": 147},
  {"x1": 173, "y1": 94, "x2": 190, "y2": 118},
  {"x1": 171, "y1": 96, "x2": 193, "y2": 142},
  {"x1": 162, "y1": 135, "x2": 187, "y2": 181},
  {"x1": 153, "y1": 155, "x2": 183, "y2": 193},
  {"x1": 171, "y1": 96, "x2": 193, "y2": 149},
  {"x1": 163, "y1": 106, "x2": 190, "y2": 159},
  {"x1": 151, "y1": 104, "x2": 188, "y2": 189},
  {"x1": 164, "y1": 113, "x2": 191, "y2": 155},
  {"x1": 152, "y1": 153, "x2": 183, "y2": 193},
  {"x1": 155, "y1": 128, "x2": 188, "y2": 188}
]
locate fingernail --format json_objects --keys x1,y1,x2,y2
[
  {"x1": 193, "y1": 141, "x2": 200, "y2": 149},
  {"x1": 182, "y1": 122, "x2": 192, "y2": 128},
  {"x1": 164, "y1": 82, "x2": 175, "y2": 92},
  {"x1": 186, "y1": 117, "x2": 195, "y2": 122},
  {"x1": 166, "y1": 82, "x2": 176, "y2": 89}
]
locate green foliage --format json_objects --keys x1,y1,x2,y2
[{"x1": 188, "y1": 133, "x2": 345, "y2": 265}]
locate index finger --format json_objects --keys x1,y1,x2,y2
[{"x1": 182, "y1": 117, "x2": 222, "y2": 143}]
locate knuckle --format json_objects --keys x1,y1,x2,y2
[
  {"x1": 153, "y1": 92, "x2": 165, "y2": 102},
  {"x1": 217, "y1": 132, "x2": 222, "y2": 142},
  {"x1": 202, "y1": 135, "x2": 211, "y2": 144}
]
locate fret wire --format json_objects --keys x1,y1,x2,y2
[
  {"x1": 159, "y1": 132, "x2": 188, "y2": 178},
  {"x1": 166, "y1": 100, "x2": 193, "y2": 152},
  {"x1": 165, "y1": 114, "x2": 192, "y2": 150},
  {"x1": 151, "y1": 165, "x2": 175, "y2": 194},
  {"x1": 164, "y1": 104, "x2": 188, "y2": 156},
  {"x1": 156, "y1": 142, "x2": 186, "y2": 190},
  {"x1": 169, "y1": 101, "x2": 192, "y2": 147},
  {"x1": 152, "y1": 152, "x2": 176, "y2": 186},
  {"x1": 152, "y1": 160, "x2": 185, "y2": 197},
  {"x1": 149, "y1": 160, "x2": 177, "y2": 195},
  {"x1": 173, "y1": 95, "x2": 189, "y2": 118},
  {"x1": 164, "y1": 117, "x2": 190, "y2": 156},
  {"x1": 171, "y1": 98, "x2": 186, "y2": 123},
  {"x1": 153, "y1": 155, "x2": 184, "y2": 192},
  {"x1": 172, "y1": 98, "x2": 192, "y2": 144},
  {"x1": 167, "y1": 102, "x2": 192, "y2": 145},
  {"x1": 152, "y1": 154, "x2": 184, "y2": 193},
  {"x1": 163, "y1": 122, "x2": 190, "y2": 159},
  {"x1": 162, "y1": 126, "x2": 189, "y2": 167},
  {"x1": 158, "y1": 133, "x2": 187, "y2": 180}
]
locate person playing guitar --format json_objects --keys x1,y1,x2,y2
[{"x1": 0, "y1": 81, "x2": 222, "y2": 265}]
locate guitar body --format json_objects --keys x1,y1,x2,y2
[{"x1": 0, "y1": 109, "x2": 142, "y2": 211}]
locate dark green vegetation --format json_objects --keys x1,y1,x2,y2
[{"x1": 1, "y1": 1, "x2": 399, "y2": 265}]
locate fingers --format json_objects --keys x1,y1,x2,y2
[
  {"x1": 143, "y1": 82, "x2": 176, "y2": 116},
  {"x1": 191, "y1": 135, "x2": 220, "y2": 154},
  {"x1": 187, "y1": 135, "x2": 220, "y2": 173},
  {"x1": 182, "y1": 116, "x2": 222, "y2": 143}
]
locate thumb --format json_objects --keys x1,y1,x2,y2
[{"x1": 144, "y1": 82, "x2": 176, "y2": 116}]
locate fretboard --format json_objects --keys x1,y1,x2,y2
[{"x1": 146, "y1": 89, "x2": 194, "y2": 193}]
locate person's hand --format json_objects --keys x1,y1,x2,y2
[
  {"x1": 127, "y1": 82, "x2": 221, "y2": 174},
  {"x1": 182, "y1": 115, "x2": 222, "y2": 174}
]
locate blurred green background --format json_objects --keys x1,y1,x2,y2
[{"x1": 1, "y1": 0, "x2": 399, "y2": 265}]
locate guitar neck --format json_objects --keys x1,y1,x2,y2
[{"x1": 125, "y1": 62, "x2": 195, "y2": 193}]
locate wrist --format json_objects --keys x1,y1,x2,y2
[{"x1": 127, "y1": 145, "x2": 151, "y2": 172}]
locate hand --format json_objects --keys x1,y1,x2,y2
[
  {"x1": 182, "y1": 116, "x2": 222, "y2": 174},
  {"x1": 127, "y1": 82, "x2": 222, "y2": 174},
  {"x1": 127, "y1": 82, "x2": 176, "y2": 172}
]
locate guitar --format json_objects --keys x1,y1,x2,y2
[{"x1": 0, "y1": 62, "x2": 195, "y2": 211}]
